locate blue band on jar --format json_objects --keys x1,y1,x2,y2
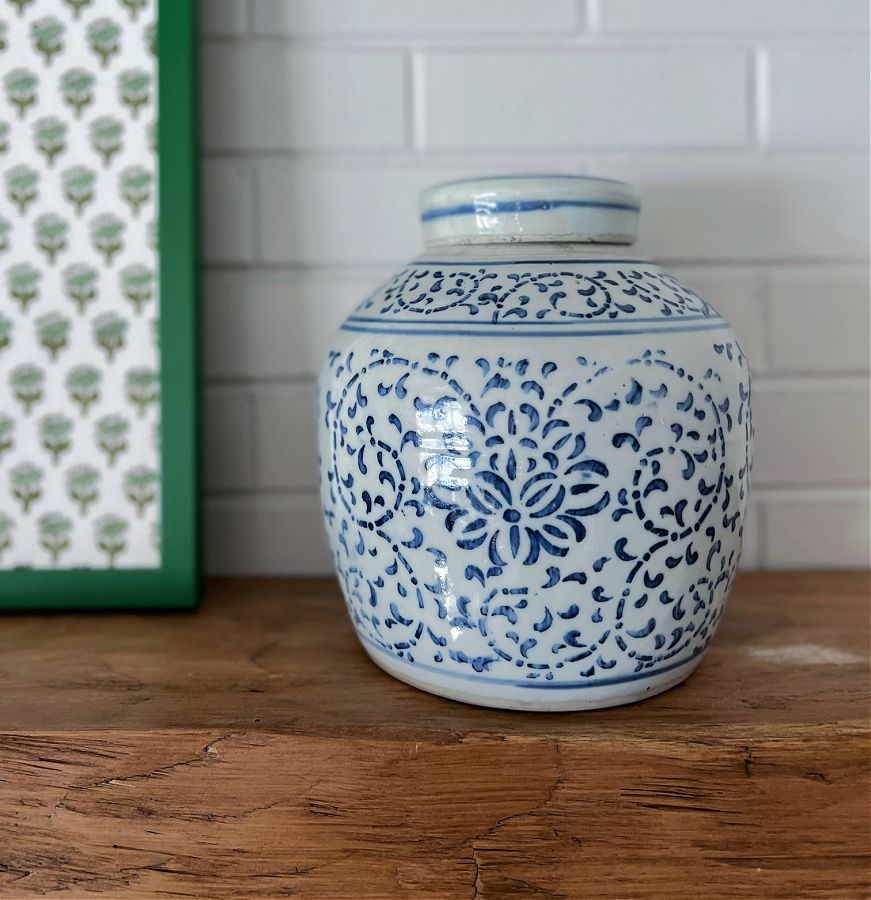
[{"x1": 421, "y1": 198, "x2": 642, "y2": 222}]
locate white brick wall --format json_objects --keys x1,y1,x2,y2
[
  {"x1": 422, "y1": 49, "x2": 749, "y2": 149},
  {"x1": 199, "y1": 0, "x2": 870, "y2": 573},
  {"x1": 201, "y1": 45, "x2": 407, "y2": 151}
]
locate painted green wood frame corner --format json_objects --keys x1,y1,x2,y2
[{"x1": 0, "y1": 0, "x2": 199, "y2": 610}]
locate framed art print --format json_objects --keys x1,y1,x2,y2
[{"x1": 0, "y1": 0, "x2": 197, "y2": 608}]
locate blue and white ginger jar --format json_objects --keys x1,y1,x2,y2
[{"x1": 319, "y1": 175, "x2": 752, "y2": 711}]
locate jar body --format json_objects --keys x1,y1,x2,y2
[{"x1": 319, "y1": 244, "x2": 752, "y2": 710}]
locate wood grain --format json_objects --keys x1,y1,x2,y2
[{"x1": 0, "y1": 571, "x2": 868, "y2": 899}]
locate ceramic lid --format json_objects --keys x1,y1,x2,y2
[{"x1": 420, "y1": 175, "x2": 640, "y2": 246}]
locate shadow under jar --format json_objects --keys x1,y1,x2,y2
[{"x1": 319, "y1": 175, "x2": 753, "y2": 711}]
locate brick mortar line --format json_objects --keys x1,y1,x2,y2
[
  {"x1": 584, "y1": 0, "x2": 599, "y2": 35},
  {"x1": 199, "y1": 148, "x2": 871, "y2": 160},
  {"x1": 755, "y1": 499, "x2": 769, "y2": 568},
  {"x1": 205, "y1": 377, "x2": 316, "y2": 389},
  {"x1": 204, "y1": 488, "x2": 320, "y2": 500},
  {"x1": 750, "y1": 44, "x2": 769, "y2": 149},
  {"x1": 197, "y1": 261, "x2": 870, "y2": 276},
  {"x1": 752, "y1": 487, "x2": 871, "y2": 500},
  {"x1": 198, "y1": 260, "x2": 870, "y2": 273},
  {"x1": 198, "y1": 35, "x2": 869, "y2": 49},
  {"x1": 752, "y1": 375, "x2": 871, "y2": 390},
  {"x1": 203, "y1": 487, "x2": 871, "y2": 501},
  {"x1": 201, "y1": 374, "x2": 871, "y2": 390}
]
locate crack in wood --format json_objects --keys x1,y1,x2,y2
[
  {"x1": 470, "y1": 848, "x2": 481, "y2": 900},
  {"x1": 742, "y1": 745, "x2": 754, "y2": 778},
  {"x1": 90, "y1": 754, "x2": 216, "y2": 788},
  {"x1": 634, "y1": 802, "x2": 736, "y2": 813},
  {"x1": 805, "y1": 771, "x2": 832, "y2": 784},
  {"x1": 47, "y1": 732, "x2": 248, "y2": 823},
  {"x1": 306, "y1": 799, "x2": 342, "y2": 818},
  {"x1": 0, "y1": 861, "x2": 32, "y2": 882},
  {"x1": 465, "y1": 741, "x2": 568, "y2": 899}
]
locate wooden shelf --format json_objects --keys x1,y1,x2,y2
[{"x1": 0, "y1": 571, "x2": 868, "y2": 899}]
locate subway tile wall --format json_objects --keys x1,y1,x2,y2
[{"x1": 199, "y1": 0, "x2": 871, "y2": 574}]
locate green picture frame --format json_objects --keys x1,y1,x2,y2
[{"x1": 0, "y1": 0, "x2": 198, "y2": 609}]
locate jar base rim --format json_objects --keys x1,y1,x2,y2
[{"x1": 362, "y1": 643, "x2": 704, "y2": 712}]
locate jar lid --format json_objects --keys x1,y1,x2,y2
[{"x1": 420, "y1": 175, "x2": 640, "y2": 246}]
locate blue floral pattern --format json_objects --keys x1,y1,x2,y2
[
  {"x1": 352, "y1": 264, "x2": 715, "y2": 324},
  {"x1": 422, "y1": 362, "x2": 611, "y2": 577},
  {"x1": 321, "y1": 330, "x2": 752, "y2": 686}
]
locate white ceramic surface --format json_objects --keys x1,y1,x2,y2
[
  {"x1": 319, "y1": 176, "x2": 753, "y2": 711},
  {"x1": 420, "y1": 175, "x2": 639, "y2": 245}
]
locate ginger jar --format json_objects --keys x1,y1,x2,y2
[{"x1": 318, "y1": 175, "x2": 752, "y2": 711}]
